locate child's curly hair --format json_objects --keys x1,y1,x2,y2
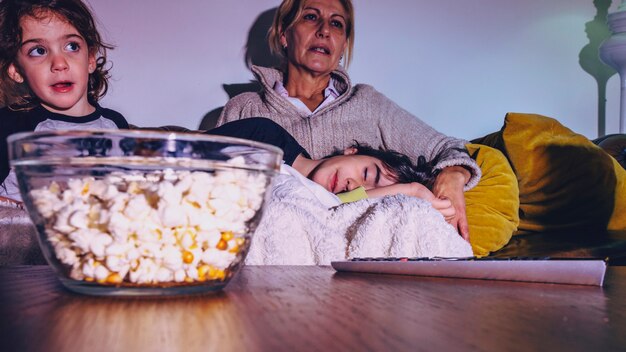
[{"x1": 0, "y1": 0, "x2": 113, "y2": 109}]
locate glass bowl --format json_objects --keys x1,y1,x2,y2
[{"x1": 8, "y1": 129, "x2": 282, "y2": 296}]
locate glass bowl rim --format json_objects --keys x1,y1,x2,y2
[{"x1": 7, "y1": 128, "x2": 284, "y2": 156}]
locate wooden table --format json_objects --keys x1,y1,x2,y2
[{"x1": 1, "y1": 266, "x2": 625, "y2": 351}]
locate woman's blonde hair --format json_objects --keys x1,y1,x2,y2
[{"x1": 268, "y1": 0, "x2": 354, "y2": 69}]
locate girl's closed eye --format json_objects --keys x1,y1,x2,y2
[
  {"x1": 374, "y1": 164, "x2": 381, "y2": 185},
  {"x1": 363, "y1": 165, "x2": 379, "y2": 189}
]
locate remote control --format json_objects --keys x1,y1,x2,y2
[{"x1": 331, "y1": 257, "x2": 607, "y2": 286}]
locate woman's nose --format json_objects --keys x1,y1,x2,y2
[
  {"x1": 316, "y1": 22, "x2": 330, "y2": 38},
  {"x1": 50, "y1": 53, "x2": 69, "y2": 72}
]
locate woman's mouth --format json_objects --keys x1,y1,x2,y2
[
  {"x1": 310, "y1": 46, "x2": 330, "y2": 55},
  {"x1": 51, "y1": 82, "x2": 74, "y2": 93}
]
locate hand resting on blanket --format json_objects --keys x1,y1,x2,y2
[{"x1": 366, "y1": 182, "x2": 456, "y2": 221}]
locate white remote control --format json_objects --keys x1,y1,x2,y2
[{"x1": 331, "y1": 257, "x2": 607, "y2": 286}]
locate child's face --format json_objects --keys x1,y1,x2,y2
[
  {"x1": 8, "y1": 12, "x2": 96, "y2": 116},
  {"x1": 309, "y1": 151, "x2": 396, "y2": 194}
]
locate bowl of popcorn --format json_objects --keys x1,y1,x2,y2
[{"x1": 8, "y1": 129, "x2": 282, "y2": 296}]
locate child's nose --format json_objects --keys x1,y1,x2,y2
[
  {"x1": 50, "y1": 54, "x2": 69, "y2": 72},
  {"x1": 346, "y1": 178, "x2": 361, "y2": 191}
]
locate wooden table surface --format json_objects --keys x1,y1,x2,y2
[{"x1": 1, "y1": 265, "x2": 625, "y2": 352}]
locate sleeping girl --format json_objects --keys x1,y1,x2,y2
[{"x1": 207, "y1": 117, "x2": 458, "y2": 225}]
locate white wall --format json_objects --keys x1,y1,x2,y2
[{"x1": 88, "y1": 0, "x2": 621, "y2": 140}]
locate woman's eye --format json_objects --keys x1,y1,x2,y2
[
  {"x1": 65, "y1": 42, "x2": 80, "y2": 52},
  {"x1": 303, "y1": 13, "x2": 317, "y2": 21},
  {"x1": 331, "y1": 20, "x2": 344, "y2": 29},
  {"x1": 28, "y1": 46, "x2": 46, "y2": 57}
]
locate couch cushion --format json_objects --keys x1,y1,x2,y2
[
  {"x1": 475, "y1": 112, "x2": 626, "y2": 234},
  {"x1": 465, "y1": 143, "x2": 519, "y2": 256}
]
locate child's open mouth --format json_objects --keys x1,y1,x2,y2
[{"x1": 51, "y1": 82, "x2": 74, "y2": 93}]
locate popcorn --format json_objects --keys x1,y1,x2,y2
[{"x1": 30, "y1": 167, "x2": 268, "y2": 286}]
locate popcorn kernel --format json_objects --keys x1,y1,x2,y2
[
  {"x1": 106, "y1": 273, "x2": 123, "y2": 284},
  {"x1": 182, "y1": 250, "x2": 194, "y2": 264},
  {"x1": 221, "y1": 231, "x2": 234, "y2": 242},
  {"x1": 216, "y1": 239, "x2": 228, "y2": 251},
  {"x1": 198, "y1": 265, "x2": 211, "y2": 281}
]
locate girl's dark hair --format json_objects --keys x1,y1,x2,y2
[
  {"x1": 0, "y1": 0, "x2": 113, "y2": 109},
  {"x1": 326, "y1": 142, "x2": 469, "y2": 189}
]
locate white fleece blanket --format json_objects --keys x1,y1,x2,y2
[{"x1": 246, "y1": 168, "x2": 473, "y2": 265}]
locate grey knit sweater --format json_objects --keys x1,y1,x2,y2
[{"x1": 218, "y1": 65, "x2": 481, "y2": 190}]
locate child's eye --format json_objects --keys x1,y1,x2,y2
[
  {"x1": 363, "y1": 167, "x2": 368, "y2": 181},
  {"x1": 28, "y1": 46, "x2": 46, "y2": 57},
  {"x1": 65, "y1": 42, "x2": 80, "y2": 52}
]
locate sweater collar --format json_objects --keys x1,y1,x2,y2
[{"x1": 251, "y1": 65, "x2": 352, "y2": 117}]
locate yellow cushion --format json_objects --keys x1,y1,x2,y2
[
  {"x1": 488, "y1": 113, "x2": 626, "y2": 233},
  {"x1": 465, "y1": 143, "x2": 520, "y2": 256}
]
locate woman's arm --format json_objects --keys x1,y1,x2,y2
[
  {"x1": 216, "y1": 93, "x2": 264, "y2": 127},
  {"x1": 366, "y1": 87, "x2": 481, "y2": 190},
  {"x1": 364, "y1": 87, "x2": 478, "y2": 241}
]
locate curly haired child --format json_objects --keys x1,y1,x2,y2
[{"x1": 0, "y1": 0, "x2": 129, "y2": 202}]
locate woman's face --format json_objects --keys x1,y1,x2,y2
[{"x1": 281, "y1": 0, "x2": 348, "y2": 76}]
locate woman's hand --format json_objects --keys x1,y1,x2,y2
[
  {"x1": 366, "y1": 183, "x2": 455, "y2": 220},
  {"x1": 432, "y1": 166, "x2": 471, "y2": 241}
]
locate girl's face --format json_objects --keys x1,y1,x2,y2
[
  {"x1": 281, "y1": 0, "x2": 348, "y2": 76},
  {"x1": 308, "y1": 150, "x2": 396, "y2": 194},
  {"x1": 8, "y1": 12, "x2": 96, "y2": 116}
]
